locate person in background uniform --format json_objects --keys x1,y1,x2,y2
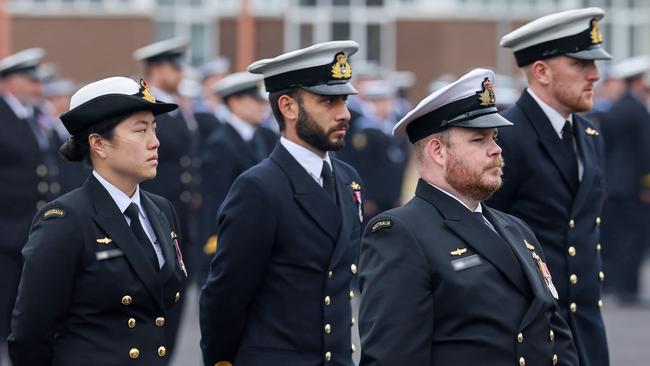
[
  {"x1": 133, "y1": 37, "x2": 198, "y2": 359},
  {"x1": 197, "y1": 71, "x2": 277, "y2": 285},
  {"x1": 8, "y1": 76, "x2": 185, "y2": 366},
  {"x1": 200, "y1": 40, "x2": 364, "y2": 366},
  {"x1": 388, "y1": 70, "x2": 415, "y2": 120},
  {"x1": 0, "y1": 48, "x2": 60, "y2": 364},
  {"x1": 488, "y1": 8, "x2": 612, "y2": 366},
  {"x1": 42, "y1": 77, "x2": 91, "y2": 194},
  {"x1": 359, "y1": 69, "x2": 578, "y2": 366},
  {"x1": 193, "y1": 57, "x2": 230, "y2": 143},
  {"x1": 599, "y1": 56, "x2": 650, "y2": 305},
  {"x1": 335, "y1": 61, "x2": 381, "y2": 164},
  {"x1": 346, "y1": 80, "x2": 407, "y2": 222}
]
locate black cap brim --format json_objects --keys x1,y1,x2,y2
[
  {"x1": 301, "y1": 82, "x2": 358, "y2": 96},
  {"x1": 566, "y1": 46, "x2": 612, "y2": 61},
  {"x1": 452, "y1": 112, "x2": 513, "y2": 129},
  {"x1": 61, "y1": 94, "x2": 178, "y2": 135}
]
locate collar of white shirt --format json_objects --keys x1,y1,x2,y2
[
  {"x1": 226, "y1": 112, "x2": 256, "y2": 142},
  {"x1": 280, "y1": 136, "x2": 332, "y2": 186},
  {"x1": 527, "y1": 88, "x2": 573, "y2": 139},
  {"x1": 426, "y1": 181, "x2": 483, "y2": 214},
  {"x1": 93, "y1": 170, "x2": 144, "y2": 216},
  {"x1": 2, "y1": 92, "x2": 32, "y2": 120}
]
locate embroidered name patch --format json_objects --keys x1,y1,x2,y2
[
  {"x1": 43, "y1": 208, "x2": 65, "y2": 219},
  {"x1": 371, "y1": 220, "x2": 392, "y2": 233}
]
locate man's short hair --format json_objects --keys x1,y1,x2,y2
[
  {"x1": 268, "y1": 88, "x2": 302, "y2": 132},
  {"x1": 413, "y1": 129, "x2": 450, "y2": 162}
]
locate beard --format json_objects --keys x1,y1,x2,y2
[
  {"x1": 295, "y1": 103, "x2": 348, "y2": 152},
  {"x1": 445, "y1": 149, "x2": 505, "y2": 202},
  {"x1": 551, "y1": 81, "x2": 593, "y2": 113}
]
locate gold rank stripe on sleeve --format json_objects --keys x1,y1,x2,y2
[
  {"x1": 371, "y1": 220, "x2": 392, "y2": 233},
  {"x1": 43, "y1": 208, "x2": 66, "y2": 219}
]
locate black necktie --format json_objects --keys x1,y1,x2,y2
[
  {"x1": 562, "y1": 121, "x2": 580, "y2": 189},
  {"x1": 24, "y1": 115, "x2": 49, "y2": 151},
  {"x1": 321, "y1": 161, "x2": 337, "y2": 203},
  {"x1": 125, "y1": 203, "x2": 160, "y2": 271},
  {"x1": 473, "y1": 211, "x2": 499, "y2": 235}
]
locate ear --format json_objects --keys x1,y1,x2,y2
[
  {"x1": 88, "y1": 133, "x2": 108, "y2": 160},
  {"x1": 530, "y1": 60, "x2": 552, "y2": 86},
  {"x1": 278, "y1": 94, "x2": 299, "y2": 124},
  {"x1": 427, "y1": 136, "x2": 447, "y2": 168}
]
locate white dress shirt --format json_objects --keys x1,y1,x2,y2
[
  {"x1": 226, "y1": 113, "x2": 256, "y2": 142},
  {"x1": 527, "y1": 88, "x2": 583, "y2": 180},
  {"x1": 2, "y1": 93, "x2": 32, "y2": 120},
  {"x1": 93, "y1": 171, "x2": 165, "y2": 268},
  {"x1": 280, "y1": 136, "x2": 333, "y2": 187}
]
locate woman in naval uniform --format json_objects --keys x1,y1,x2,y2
[{"x1": 8, "y1": 76, "x2": 187, "y2": 366}]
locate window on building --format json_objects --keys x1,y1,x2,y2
[
  {"x1": 300, "y1": 23, "x2": 314, "y2": 48},
  {"x1": 332, "y1": 21, "x2": 351, "y2": 40},
  {"x1": 366, "y1": 23, "x2": 381, "y2": 63}
]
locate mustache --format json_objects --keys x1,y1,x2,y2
[
  {"x1": 328, "y1": 121, "x2": 349, "y2": 133},
  {"x1": 486, "y1": 156, "x2": 505, "y2": 170}
]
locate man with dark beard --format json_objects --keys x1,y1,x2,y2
[
  {"x1": 200, "y1": 41, "x2": 364, "y2": 366},
  {"x1": 488, "y1": 8, "x2": 612, "y2": 366},
  {"x1": 358, "y1": 69, "x2": 579, "y2": 366}
]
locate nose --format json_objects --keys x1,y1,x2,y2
[
  {"x1": 488, "y1": 136, "x2": 502, "y2": 156},
  {"x1": 336, "y1": 100, "x2": 351, "y2": 122},
  {"x1": 587, "y1": 61, "x2": 600, "y2": 82},
  {"x1": 149, "y1": 131, "x2": 160, "y2": 150}
]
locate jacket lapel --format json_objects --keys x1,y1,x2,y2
[
  {"x1": 270, "y1": 144, "x2": 342, "y2": 241},
  {"x1": 571, "y1": 115, "x2": 598, "y2": 213},
  {"x1": 517, "y1": 91, "x2": 579, "y2": 193},
  {"x1": 415, "y1": 180, "x2": 530, "y2": 296},
  {"x1": 484, "y1": 207, "x2": 546, "y2": 295},
  {"x1": 141, "y1": 193, "x2": 176, "y2": 284},
  {"x1": 328, "y1": 160, "x2": 357, "y2": 266},
  {"x1": 88, "y1": 176, "x2": 164, "y2": 310},
  {"x1": 484, "y1": 206, "x2": 557, "y2": 328}
]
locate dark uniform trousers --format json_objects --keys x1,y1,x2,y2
[
  {"x1": 8, "y1": 175, "x2": 185, "y2": 366},
  {"x1": 200, "y1": 143, "x2": 363, "y2": 366},
  {"x1": 197, "y1": 123, "x2": 277, "y2": 284},
  {"x1": 0, "y1": 98, "x2": 60, "y2": 340},
  {"x1": 487, "y1": 90, "x2": 609, "y2": 366},
  {"x1": 599, "y1": 93, "x2": 650, "y2": 298},
  {"x1": 359, "y1": 180, "x2": 579, "y2": 366}
]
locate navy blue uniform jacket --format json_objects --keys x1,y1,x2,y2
[
  {"x1": 359, "y1": 180, "x2": 578, "y2": 366},
  {"x1": 9, "y1": 175, "x2": 185, "y2": 366},
  {"x1": 200, "y1": 143, "x2": 363, "y2": 366},
  {"x1": 487, "y1": 90, "x2": 609, "y2": 366}
]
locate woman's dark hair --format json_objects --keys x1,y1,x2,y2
[
  {"x1": 268, "y1": 88, "x2": 302, "y2": 132},
  {"x1": 59, "y1": 114, "x2": 127, "y2": 165}
]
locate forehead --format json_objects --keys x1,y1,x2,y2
[
  {"x1": 451, "y1": 127, "x2": 497, "y2": 137},
  {"x1": 122, "y1": 110, "x2": 155, "y2": 124}
]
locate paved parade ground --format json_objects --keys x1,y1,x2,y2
[{"x1": 172, "y1": 259, "x2": 650, "y2": 366}]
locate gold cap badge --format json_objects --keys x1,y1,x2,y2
[
  {"x1": 590, "y1": 19, "x2": 604, "y2": 44},
  {"x1": 138, "y1": 79, "x2": 156, "y2": 103},
  {"x1": 331, "y1": 52, "x2": 352, "y2": 80},
  {"x1": 477, "y1": 77, "x2": 496, "y2": 107}
]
